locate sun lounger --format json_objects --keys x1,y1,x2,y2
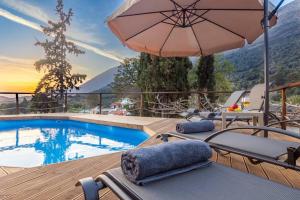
[
  {"x1": 159, "y1": 126, "x2": 300, "y2": 170},
  {"x1": 182, "y1": 84, "x2": 266, "y2": 128},
  {"x1": 77, "y1": 140, "x2": 300, "y2": 200},
  {"x1": 183, "y1": 84, "x2": 282, "y2": 128},
  {"x1": 209, "y1": 84, "x2": 265, "y2": 126},
  {"x1": 180, "y1": 90, "x2": 245, "y2": 120}
]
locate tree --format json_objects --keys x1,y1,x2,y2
[
  {"x1": 196, "y1": 55, "x2": 216, "y2": 101},
  {"x1": 138, "y1": 53, "x2": 192, "y2": 116},
  {"x1": 111, "y1": 53, "x2": 192, "y2": 116},
  {"x1": 138, "y1": 53, "x2": 192, "y2": 93},
  {"x1": 188, "y1": 55, "x2": 234, "y2": 104},
  {"x1": 214, "y1": 55, "x2": 234, "y2": 92},
  {"x1": 112, "y1": 58, "x2": 139, "y2": 93},
  {"x1": 32, "y1": 0, "x2": 86, "y2": 112},
  {"x1": 20, "y1": 97, "x2": 30, "y2": 114}
]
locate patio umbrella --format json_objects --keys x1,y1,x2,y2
[
  {"x1": 107, "y1": 0, "x2": 279, "y2": 127},
  {"x1": 108, "y1": 0, "x2": 276, "y2": 57}
]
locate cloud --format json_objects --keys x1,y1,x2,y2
[
  {"x1": 0, "y1": 55, "x2": 36, "y2": 65},
  {"x1": 68, "y1": 21, "x2": 106, "y2": 46},
  {"x1": 0, "y1": 55, "x2": 89, "y2": 79},
  {"x1": 0, "y1": 0, "x2": 50, "y2": 23},
  {"x1": 0, "y1": 8, "x2": 124, "y2": 62},
  {"x1": 0, "y1": 55, "x2": 43, "y2": 76},
  {"x1": 0, "y1": 55, "x2": 40, "y2": 81},
  {"x1": 69, "y1": 39, "x2": 124, "y2": 62},
  {"x1": 0, "y1": 8, "x2": 42, "y2": 31},
  {"x1": 0, "y1": 0, "x2": 107, "y2": 46}
]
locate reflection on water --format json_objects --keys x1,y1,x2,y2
[{"x1": 0, "y1": 120, "x2": 149, "y2": 167}]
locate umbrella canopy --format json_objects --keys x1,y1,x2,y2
[{"x1": 108, "y1": 0, "x2": 277, "y2": 57}]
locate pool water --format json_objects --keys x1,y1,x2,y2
[{"x1": 0, "y1": 119, "x2": 149, "y2": 167}]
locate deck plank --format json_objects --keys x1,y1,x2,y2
[
  {"x1": 1, "y1": 167, "x2": 24, "y2": 174},
  {"x1": 0, "y1": 117, "x2": 299, "y2": 200},
  {"x1": 280, "y1": 169, "x2": 300, "y2": 188},
  {"x1": 0, "y1": 167, "x2": 8, "y2": 177},
  {"x1": 230, "y1": 154, "x2": 248, "y2": 173},
  {"x1": 261, "y1": 163, "x2": 291, "y2": 186},
  {"x1": 243, "y1": 156, "x2": 268, "y2": 178},
  {"x1": 216, "y1": 154, "x2": 231, "y2": 167}
]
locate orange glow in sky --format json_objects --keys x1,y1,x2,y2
[
  {"x1": 0, "y1": 56, "x2": 41, "y2": 93},
  {"x1": 0, "y1": 56, "x2": 89, "y2": 93}
]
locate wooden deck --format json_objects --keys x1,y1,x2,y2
[
  {"x1": 0, "y1": 117, "x2": 300, "y2": 200},
  {"x1": 0, "y1": 167, "x2": 24, "y2": 178}
]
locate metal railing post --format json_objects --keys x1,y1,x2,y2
[
  {"x1": 99, "y1": 93, "x2": 102, "y2": 114},
  {"x1": 197, "y1": 92, "x2": 202, "y2": 110},
  {"x1": 16, "y1": 93, "x2": 20, "y2": 114},
  {"x1": 281, "y1": 88, "x2": 287, "y2": 130},
  {"x1": 64, "y1": 93, "x2": 68, "y2": 113},
  {"x1": 140, "y1": 93, "x2": 144, "y2": 117}
]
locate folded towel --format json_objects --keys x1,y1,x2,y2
[
  {"x1": 133, "y1": 161, "x2": 211, "y2": 185},
  {"x1": 176, "y1": 120, "x2": 215, "y2": 134},
  {"x1": 121, "y1": 140, "x2": 212, "y2": 185}
]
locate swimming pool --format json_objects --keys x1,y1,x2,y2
[{"x1": 0, "y1": 119, "x2": 149, "y2": 167}]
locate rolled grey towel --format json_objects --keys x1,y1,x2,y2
[
  {"x1": 121, "y1": 140, "x2": 212, "y2": 185},
  {"x1": 176, "y1": 120, "x2": 215, "y2": 134}
]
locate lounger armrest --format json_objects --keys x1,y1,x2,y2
[
  {"x1": 76, "y1": 177, "x2": 105, "y2": 200},
  {"x1": 251, "y1": 119, "x2": 300, "y2": 135},
  {"x1": 157, "y1": 132, "x2": 190, "y2": 142},
  {"x1": 266, "y1": 119, "x2": 300, "y2": 128},
  {"x1": 204, "y1": 126, "x2": 300, "y2": 143}
]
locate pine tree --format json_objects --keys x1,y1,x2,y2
[
  {"x1": 32, "y1": 0, "x2": 86, "y2": 112},
  {"x1": 138, "y1": 53, "x2": 192, "y2": 93},
  {"x1": 138, "y1": 53, "x2": 192, "y2": 115},
  {"x1": 196, "y1": 55, "x2": 216, "y2": 102}
]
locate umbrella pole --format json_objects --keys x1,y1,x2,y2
[{"x1": 263, "y1": 0, "x2": 270, "y2": 137}]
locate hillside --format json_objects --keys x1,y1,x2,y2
[
  {"x1": 224, "y1": 0, "x2": 300, "y2": 89},
  {"x1": 0, "y1": 96, "x2": 15, "y2": 104},
  {"x1": 74, "y1": 66, "x2": 119, "y2": 93}
]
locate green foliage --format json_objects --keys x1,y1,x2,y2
[
  {"x1": 31, "y1": 93, "x2": 59, "y2": 113},
  {"x1": 19, "y1": 98, "x2": 31, "y2": 114},
  {"x1": 0, "y1": 103, "x2": 17, "y2": 115},
  {"x1": 272, "y1": 66, "x2": 300, "y2": 90},
  {"x1": 225, "y1": 36, "x2": 300, "y2": 90},
  {"x1": 214, "y1": 55, "x2": 234, "y2": 92},
  {"x1": 111, "y1": 53, "x2": 192, "y2": 116},
  {"x1": 112, "y1": 58, "x2": 139, "y2": 93},
  {"x1": 196, "y1": 55, "x2": 215, "y2": 90},
  {"x1": 86, "y1": 94, "x2": 99, "y2": 109},
  {"x1": 111, "y1": 52, "x2": 237, "y2": 115},
  {"x1": 189, "y1": 55, "x2": 234, "y2": 102},
  {"x1": 138, "y1": 53, "x2": 192, "y2": 111},
  {"x1": 138, "y1": 53, "x2": 192, "y2": 92},
  {"x1": 288, "y1": 95, "x2": 300, "y2": 105},
  {"x1": 32, "y1": 0, "x2": 86, "y2": 112}
]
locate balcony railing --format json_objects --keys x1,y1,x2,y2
[
  {"x1": 270, "y1": 81, "x2": 300, "y2": 128},
  {"x1": 0, "y1": 81, "x2": 299, "y2": 120}
]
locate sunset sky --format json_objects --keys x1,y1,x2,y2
[{"x1": 0, "y1": 0, "x2": 294, "y2": 92}]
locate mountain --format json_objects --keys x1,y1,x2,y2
[
  {"x1": 0, "y1": 96, "x2": 15, "y2": 104},
  {"x1": 73, "y1": 66, "x2": 119, "y2": 93},
  {"x1": 224, "y1": 0, "x2": 300, "y2": 89}
]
